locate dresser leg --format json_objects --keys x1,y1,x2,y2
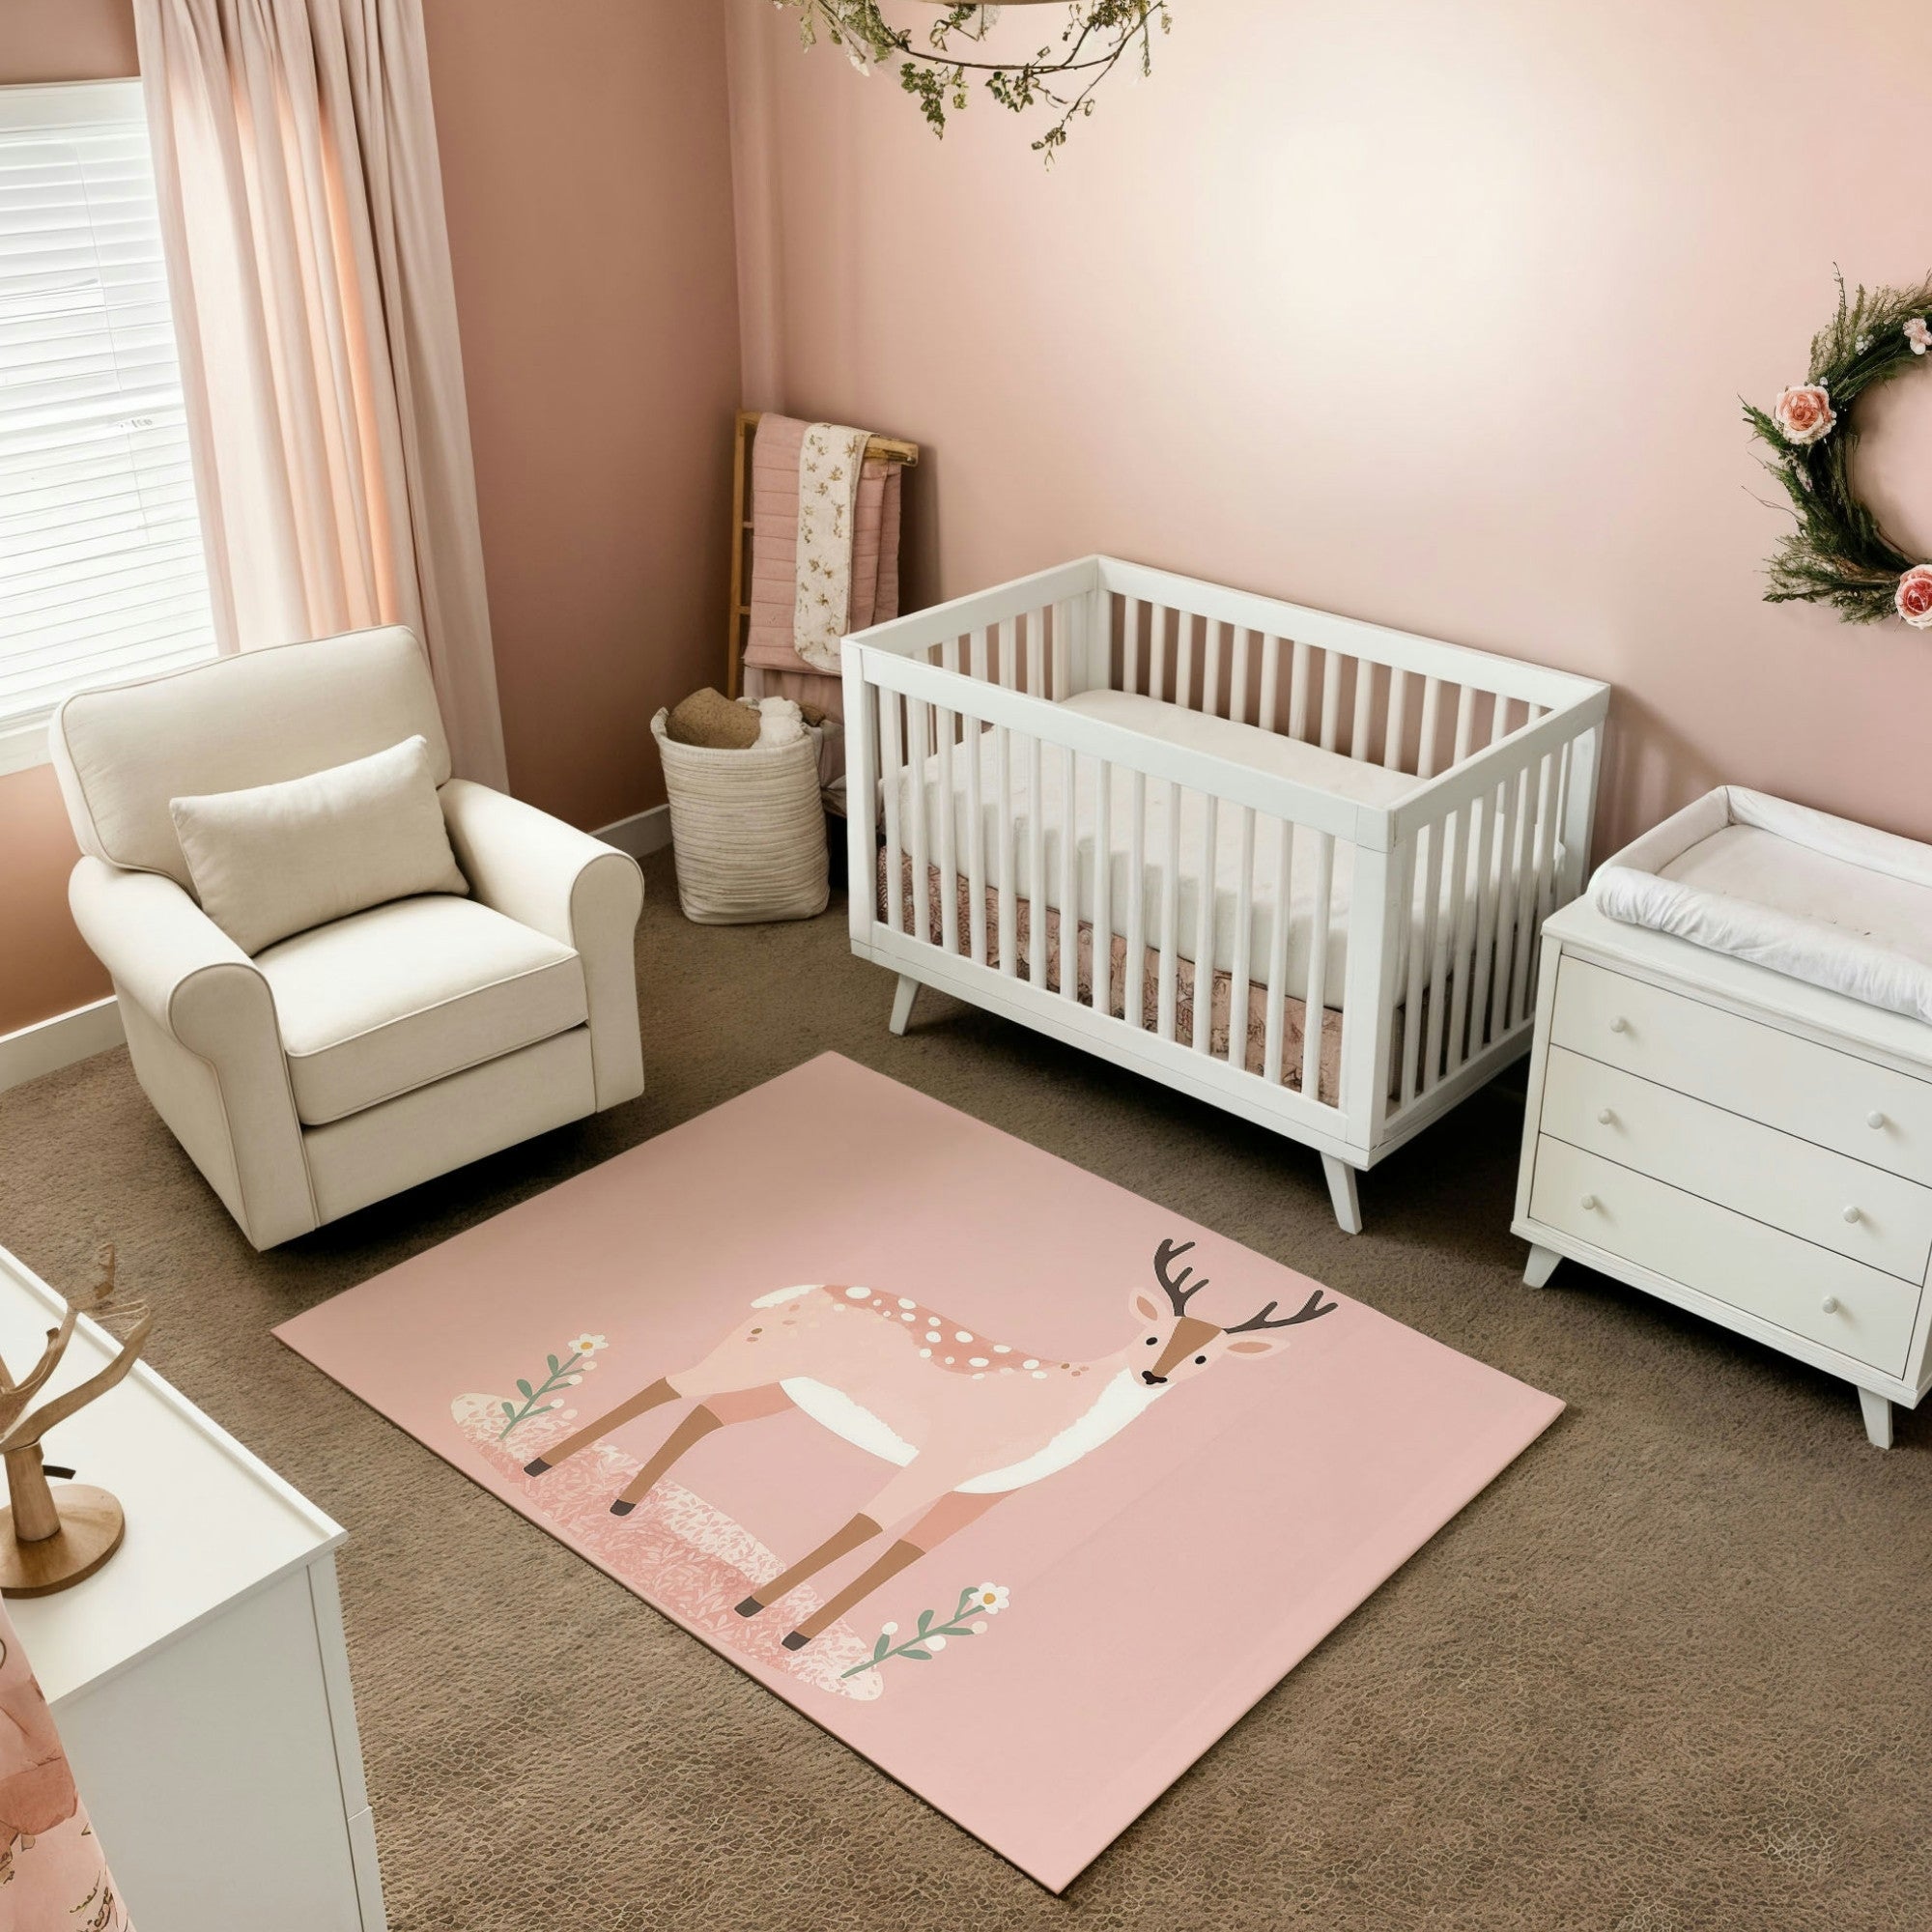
[
  {"x1": 1321, "y1": 1156, "x2": 1363, "y2": 1236},
  {"x1": 1858, "y1": 1387, "x2": 1893, "y2": 1450},
  {"x1": 889, "y1": 975, "x2": 921, "y2": 1037},
  {"x1": 1523, "y1": 1244, "x2": 1561, "y2": 1290}
]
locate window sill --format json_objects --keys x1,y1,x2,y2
[{"x1": 0, "y1": 713, "x2": 53, "y2": 779}]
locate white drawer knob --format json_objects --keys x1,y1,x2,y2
[
  {"x1": 1868, "y1": 1111, "x2": 1887, "y2": 1129},
  {"x1": 1842, "y1": 1205, "x2": 1861, "y2": 1225},
  {"x1": 1580, "y1": 1193, "x2": 1598, "y2": 1210},
  {"x1": 1608, "y1": 1016, "x2": 1629, "y2": 1034},
  {"x1": 1597, "y1": 1107, "x2": 1614, "y2": 1125},
  {"x1": 1821, "y1": 1295, "x2": 1840, "y2": 1314}
]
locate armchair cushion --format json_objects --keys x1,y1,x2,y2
[
  {"x1": 170, "y1": 734, "x2": 468, "y2": 954},
  {"x1": 254, "y1": 896, "x2": 586, "y2": 1125}
]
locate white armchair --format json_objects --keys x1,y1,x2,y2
[{"x1": 52, "y1": 627, "x2": 644, "y2": 1249}]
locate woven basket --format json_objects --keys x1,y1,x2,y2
[{"x1": 652, "y1": 709, "x2": 829, "y2": 923}]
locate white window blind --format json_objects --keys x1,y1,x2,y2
[{"x1": 0, "y1": 80, "x2": 216, "y2": 774}]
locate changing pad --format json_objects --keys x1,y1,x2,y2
[{"x1": 1590, "y1": 787, "x2": 1932, "y2": 1024}]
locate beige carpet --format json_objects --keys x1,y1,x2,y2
[{"x1": 1, "y1": 850, "x2": 1926, "y2": 1931}]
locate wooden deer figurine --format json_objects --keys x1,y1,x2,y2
[
  {"x1": 0, "y1": 1246, "x2": 152, "y2": 1598},
  {"x1": 527, "y1": 1237, "x2": 1337, "y2": 1647}
]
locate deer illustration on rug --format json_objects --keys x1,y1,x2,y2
[{"x1": 525, "y1": 1239, "x2": 1337, "y2": 1648}]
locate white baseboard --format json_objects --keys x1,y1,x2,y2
[
  {"x1": 593, "y1": 802, "x2": 671, "y2": 861},
  {"x1": 0, "y1": 995, "x2": 124, "y2": 1095}
]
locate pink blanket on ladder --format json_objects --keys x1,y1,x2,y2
[{"x1": 743, "y1": 415, "x2": 902, "y2": 805}]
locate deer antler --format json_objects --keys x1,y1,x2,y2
[
  {"x1": 1224, "y1": 1287, "x2": 1339, "y2": 1333},
  {"x1": 1152, "y1": 1237, "x2": 1209, "y2": 1316}
]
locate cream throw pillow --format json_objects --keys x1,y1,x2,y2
[{"x1": 169, "y1": 735, "x2": 469, "y2": 954}]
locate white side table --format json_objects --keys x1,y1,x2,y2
[
  {"x1": 1515, "y1": 898, "x2": 1932, "y2": 1448},
  {"x1": 0, "y1": 1245, "x2": 384, "y2": 1929}
]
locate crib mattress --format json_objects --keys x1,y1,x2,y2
[{"x1": 895, "y1": 688, "x2": 1503, "y2": 1009}]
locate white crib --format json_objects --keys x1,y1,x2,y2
[{"x1": 840, "y1": 556, "x2": 1608, "y2": 1231}]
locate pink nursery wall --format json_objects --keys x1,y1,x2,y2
[
  {"x1": 0, "y1": 0, "x2": 742, "y2": 1035},
  {"x1": 725, "y1": 0, "x2": 1932, "y2": 858}
]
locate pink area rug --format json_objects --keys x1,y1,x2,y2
[{"x1": 276, "y1": 1053, "x2": 1561, "y2": 1891}]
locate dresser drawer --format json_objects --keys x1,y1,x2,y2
[
  {"x1": 1529, "y1": 1137, "x2": 1920, "y2": 1377},
  {"x1": 1540, "y1": 1047, "x2": 1932, "y2": 1283},
  {"x1": 1551, "y1": 955, "x2": 1932, "y2": 1187}
]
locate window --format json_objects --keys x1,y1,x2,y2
[{"x1": 0, "y1": 80, "x2": 216, "y2": 775}]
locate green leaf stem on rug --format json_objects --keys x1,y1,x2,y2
[
  {"x1": 1745, "y1": 269, "x2": 1932, "y2": 627},
  {"x1": 497, "y1": 1333, "x2": 609, "y2": 1438},
  {"x1": 842, "y1": 1581, "x2": 1011, "y2": 1678}
]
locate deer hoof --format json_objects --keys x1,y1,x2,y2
[
  {"x1": 781, "y1": 1631, "x2": 810, "y2": 1651},
  {"x1": 734, "y1": 1597, "x2": 764, "y2": 1618},
  {"x1": 609, "y1": 1498, "x2": 636, "y2": 1517},
  {"x1": 523, "y1": 1457, "x2": 552, "y2": 1476}
]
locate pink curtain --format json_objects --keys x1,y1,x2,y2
[
  {"x1": 0, "y1": 1599, "x2": 131, "y2": 1927},
  {"x1": 132, "y1": 0, "x2": 508, "y2": 788}
]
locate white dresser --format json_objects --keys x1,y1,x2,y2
[
  {"x1": 0, "y1": 1245, "x2": 385, "y2": 1929},
  {"x1": 1515, "y1": 898, "x2": 1932, "y2": 1448}
]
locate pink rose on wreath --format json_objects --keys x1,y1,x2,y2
[
  {"x1": 1906, "y1": 317, "x2": 1932, "y2": 355},
  {"x1": 1772, "y1": 382, "x2": 1836, "y2": 446},
  {"x1": 1896, "y1": 565, "x2": 1932, "y2": 631}
]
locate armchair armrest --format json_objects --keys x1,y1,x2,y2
[
  {"x1": 439, "y1": 781, "x2": 645, "y2": 1109},
  {"x1": 68, "y1": 858, "x2": 314, "y2": 1247}
]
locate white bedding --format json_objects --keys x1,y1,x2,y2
[
  {"x1": 895, "y1": 689, "x2": 1509, "y2": 1009},
  {"x1": 1590, "y1": 787, "x2": 1932, "y2": 1023}
]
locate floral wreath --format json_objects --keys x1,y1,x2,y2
[{"x1": 1746, "y1": 271, "x2": 1932, "y2": 630}]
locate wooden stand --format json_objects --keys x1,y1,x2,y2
[{"x1": 0, "y1": 1446, "x2": 125, "y2": 1597}]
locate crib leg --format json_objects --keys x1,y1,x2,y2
[
  {"x1": 1321, "y1": 1155, "x2": 1363, "y2": 1236},
  {"x1": 889, "y1": 975, "x2": 922, "y2": 1037}
]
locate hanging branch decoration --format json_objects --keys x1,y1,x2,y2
[
  {"x1": 781, "y1": 2, "x2": 1171, "y2": 156},
  {"x1": 1745, "y1": 271, "x2": 1932, "y2": 628}
]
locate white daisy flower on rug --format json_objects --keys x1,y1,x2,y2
[
  {"x1": 968, "y1": 1582, "x2": 1009, "y2": 1616},
  {"x1": 568, "y1": 1333, "x2": 609, "y2": 1355}
]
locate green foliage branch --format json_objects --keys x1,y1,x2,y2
[{"x1": 781, "y1": 1, "x2": 1170, "y2": 156}]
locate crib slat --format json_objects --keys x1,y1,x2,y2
[
  {"x1": 1177, "y1": 614, "x2": 1197, "y2": 713},
  {"x1": 1027, "y1": 733, "x2": 1046, "y2": 986},
  {"x1": 1094, "y1": 754, "x2": 1113, "y2": 1020},
  {"x1": 1027, "y1": 610, "x2": 1047, "y2": 699},
  {"x1": 1289, "y1": 640, "x2": 1312, "y2": 741},
  {"x1": 1204, "y1": 621, "x2": 1226, "y2": 720},
  {"x1": 1050, "y1": 603, "x2": 1070, "y2": 700},
  {"x1": 1259, "y1": 636, "x2": 1282, "y2": 734},
  {"x1": 1452, "y1": 685, "x2": 1477, "y2": 767},
  {"x1": 1300, "y1": 832, "x2": 1336, "y2": 1101},
  {"x1": 1125, "y1": 769, "x2": 1148, "y2": 1030},
  {"x1": 1445, "y1": 796, "x2": 1482, "y2": 1071},
  {"x1": 970, "y1": 627, "x2": 990, "y2": 685},
  {"x1": 1263, "y1": 818, "x2": 1295, "y2": 1085},
  {"x1": 880, "y1": 691, "x2": 904, "y2": 936},
  {"x1": 1383, "y1": 668, "x2": 1409, "y2": 774},
  {"x1": 1417, "y1": 675, "x2": 1443, "y2": 779},
  {"x1": 998, "y1": 618, "x2": 1017, "y2": 691},
  {"x1": 1060, "y1": 745, "x2": 1079, "y2": 1001},
  {"x1": 1157, "y1": 781, "x2": 1182, "y2": 1040},
  {"x1": 907, "y1": 697, "x2": 931, "y2": 944},
  {"x1": 1350, "y1": 659, "x2": 1376, "y2": 761},
  {"x1": 1227, "y1": 805, "x2": 1256, "y2": 1070},
  {"x1": 1231, "y1": 628, "x2": 1253, "y2": 725},
  {"x1": 1151, "y1": 606, "x2": 1170, "y2": 703},
  {"x1": 1465, "y1": 789, "x2": 1501, "y2": 1061},
  {"x1": 996, "y1": 724, "x2": 1016, "y2": 976},
  {"x1": 1423, "y1": 803, "x2": 1465, "y2": 1091},
  {"x1": 1319, "y1": 654, "x2": 1342, "y2": 753},
  {"x1": 1487, "y1": 760, "x2": 1528, "y2": 1044},
  {"x1": 1122, "y1": 600, "x2": 1141, "y2": 696},
  {"x1": 1401, "y1": 819, "x2": 1440, "y2": 1108},
  {"x1": 1191, "y1": 794, "x2": 1219, "y2": 1051},
  {"x1": 1509, "y1": 751, "x2": 1557, "y2": 1027},
  {"x1": 965, "y1": 717, "x2": 987, "y2": 965},
  {"x1": 935, "y1": 707, "x2": 959, "y2": 957}
]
